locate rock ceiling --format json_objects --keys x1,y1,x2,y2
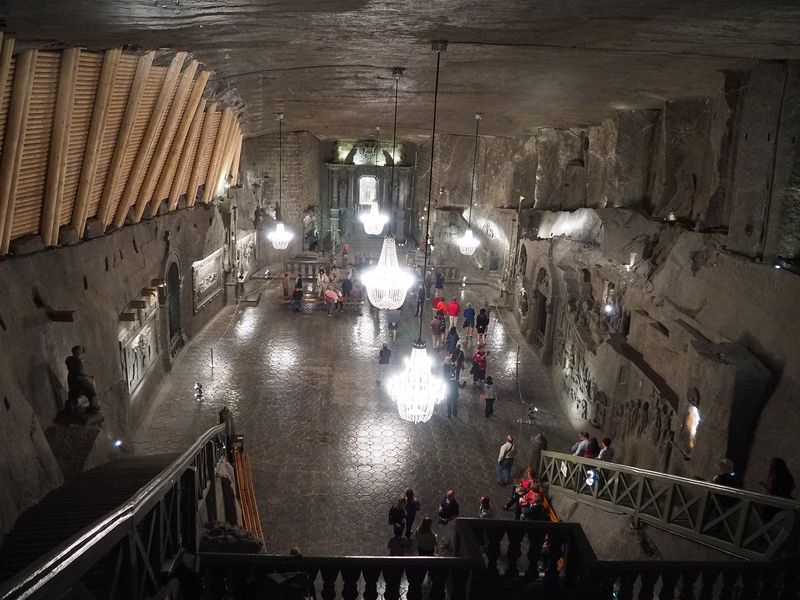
[{"x1": 5, "y1": 0, "x2": 800, "y2": 138}]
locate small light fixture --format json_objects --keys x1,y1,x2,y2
[
  {"x1": 456, "y1": 113, "x2": 482, "y2": 256},
  {"x1": 268, "y1": 113, "x2": 294, "y2": 250},
  {"x1": 603, "y1": 303, "x2": 615, "y2": 315},
  {"x1": 113, "y1": 439, "x2": 123, "y2": 448}
]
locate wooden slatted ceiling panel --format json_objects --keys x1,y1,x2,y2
[
  {"x1": 149, "y1": 74, "x2": 192, "y2": 205},
  {"x1": 12, "y1": 51, "x2": 59, "y2": 239},
  {"x1": 104, "y1": 65, "x2": 166, "y2": 223},
  {"x1": 59, "y1": 51, "x2": 101, "y2": 226},
  {"x1": 87, "y1": 53, "x2": 137, "y2": 220},
  {"x1": 0, "y1": 58, "x2": 14, "y2": 160},
  {"x1": 167, "y1": 102, "x2": 204, "y2": 198},
  {"x1": 197, "y1": 110, "x2": 220, "y2": 188}
]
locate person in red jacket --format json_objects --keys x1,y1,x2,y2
[{"x1": 447, "y1": 298, "x2": 461, "y2": 329}]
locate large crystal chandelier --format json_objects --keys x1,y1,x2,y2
[
  {"x1": 385, "y1": 43, "x2": 448, "y2": 424},
  {"x1": 456, "y1": 113, "x2": 482, "y2": 256},
  {"x1": 268, "y1": 113, "x2": 293, "y2": 250},
  {"x1": 388, "y1": 343, "x2": 445, "y2": 423},
  {"x1": 360, "y1": 202, "x2": 389, "y2": 235},
  {"x1": 361, "y1": 236, "x2": 413, "y2": 309}
]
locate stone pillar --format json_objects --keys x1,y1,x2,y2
[
  {"x1": 157, "y1": 284, "x2": 172, "y2": 371},
  {"x1": 330, "y1": 208, "x2": 340, "y2": 257}
]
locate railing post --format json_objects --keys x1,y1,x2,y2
[{"x1": 180, "y1": 467, "x2": 199, "y2": 554}]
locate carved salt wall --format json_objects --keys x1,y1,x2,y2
[
  {"x1": 517, "y1": 207, "x2": 798, "y2": 488},
  {"x1": 192, "y1": 248, "x2": 224, "y2": 312},
  {"x1": 0, "y1": 204, "x2": 225, "y2": 539},
  {"x1": 118, "y1": 291, "x2": 160, "y2": 398}
]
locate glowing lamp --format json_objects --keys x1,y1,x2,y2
[
  {"x1": 361, "y1": 237, "x2": 414, "y2": 310},
  {"x1": 268, "y1": 221, "x2": 293, "y2": 250},
  {"x1": 387, "y1": 342, "x2": 445, "y2": 423},
  {"x1": 360, "y1": 202, "x2": 389, "y2": 235},
  {"x1": 456, "y1": 228, "x2": 481, "y2": 256}
]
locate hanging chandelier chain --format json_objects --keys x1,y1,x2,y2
[
  {"x1": 469, "y1": 113, "x2": 481, "y2": 227},
  {"x1": 374, "y1": 126, "x2": 380, "y2": 203},
  {"x1": 418, "y1": 45, "x2": 442, "y2": 343},
  {"x1": 278, "y1": 113, "x2": 283, "y2": 213},
  {"x1": 389, "y1": 69, "x2": 400, "y2": 212}
]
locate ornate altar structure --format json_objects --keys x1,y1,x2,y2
[{"x1": 118, "y1": 290, "x2": 160, "y2": 397}]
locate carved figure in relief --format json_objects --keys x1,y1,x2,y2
[
  {"x1": 638, "y1": 401, "x2": 650, "y2": 437},
  {"x1": 590, "y1": 391, "x2": 608, "y2": 429},
  {"x1": 65, "y1": 346, "x2": 100, "y2": 413}
]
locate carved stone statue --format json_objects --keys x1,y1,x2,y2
[
  {"x1": 65, "y1": 346, "x2": 100, "y2": 413},
  {"x1": 518, "y1": 287, "x2": 529, "y2": 316}
]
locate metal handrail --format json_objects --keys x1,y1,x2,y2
[
  {"x1": 540, "y1": 451, "x2": 800, "y2": 511},
  {"x1": 0, "y1": 424, "x2": 226, "y2": 600},
  {"x1": 540, "y1": 451, "x2": 800, "y2": 560}
]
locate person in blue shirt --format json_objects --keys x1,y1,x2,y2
[{"x1": 462, "y1": 303, "x2": 476, "y2": 341}]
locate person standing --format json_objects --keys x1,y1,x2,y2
[
  {"x1": 415, "y1": 283, "x2": 426, "y2": 316},
  {"x1": 482, "y1": 375, "x2": 496, "y2": 417},
  {"x1": 446, "y1": 326, "x2": 460, "y2": 356},
  {"x1": 430, "y1": 313, "x2": 442, "y2": 349},
  {"x1": 388, "y1": 496, "x2": 407, "y2": 532},
  {"x1": 377, "y1": 343, "x2": 392, "y2": 384},
  {"x1": 405, "y1": 489, "x2": 421, "y2": 540},
  {"x1": 447, "y1": 297, "x2": 461, "y2": 329},
  {"x1": 415, "y1": 517, "x2": 438, "y2": 556},
  {"x1": 317, "y1": 268, "x2": 330, "y2": 298},
  {"x1": 476, "y1": 308, "x2": 490, "y2": 344},
  {"x1": 424, "y1": 269, "x2": 433, "y2": 298},
  {"x1": 434, "y1": 271, "x2": 445, "y2": 297},
  {"x1": 598, "y1": 437, "x2": 615, "y2": 462},
  {"x1": 387, "y1": 525, "x2": 409, "y2": 556},
  {"x1": 471, "y1": 345, "x2": 489, "y2": 386},
  {"x1": 341, "y1": 275, "x2": 353, "y2": 299},
  {"x1": 583, "y1": 437, "x2": 601, "y2": 459},
  {"x1": 438, "y1": 490, "x2": 460, "y2": 524},
  {"x1": 762, "y1": 458, "x2": 795, "y2": 499},
  {"x1": 452, "y1": 342, "x2": 466, "y2": 384},
  {"x1": 438, "y1": 309, "x2": 447, "y2": 349},
  {"x1": 446, "y1": 374, "x2": 459, "y2": 418},
  {"x1": 496, "y1": 434, "x2": 516, "y2": 486},
  {"x1": 324, "y1": 287, "x2": 339, "y2": 316},
  {"x1": 479, "y1": 496, "x2": 495, "y2": 519},
  {"x1": 462, "y1": 303, "x2": 476, "y2": 342},
  {"x1": 570, "y1": 432, "x2": 590, "y2": 456},
  {"x1": 291, "y1": 285, "x2": 303, "y2": 313}
]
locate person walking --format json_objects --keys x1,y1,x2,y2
[
  {"x1": 415, "y1": 517, "x2": 438, "y2": 556},
  {"x1": 471, "y1": 345, "x2": 489, "y2": 386},
  {"x1": 437, "y1": 309, "x2": 447, "y2": 349},
  {"x1": 462, "y1": 303, "x2": 476, "y2": 343},
  {"x1": 377, "y1": 343, "x2": 392, "y2": 384},
  {"x1": 496, "y1": 434, "x2": 516, "y2": 486},
  {"x1": 387, "y1": 525, "x2": 409, "y2": 556},
  {"x1": 424, "y1": 269, "x2": 433, "y2": 299},
  {"x1": 447, "y1": 297, "x2": 461, "y2": 329},
  {"x1": 405, "y1": 489, "x2": 421, "y2": 540},
  {"x1": 446, "y1": 374, "x2": 459, "y2": 418},
  {"x1": 415, "y1": 283, "x2": 426, "y2": 316},
  {"x1": 388, "y1": 496, "x2": 407, "y2": 532},
  {"x1": 434, "y1": 271, "x2": 445, "y2": 297},
  {"x1": 430, "y1": 312, "x2": 442, "y2": 349},
  {"x1": 476, "y1": 307, "x2": 490, "y2": 344},
  {"x1": 482, "y1": 375, "x2": 496, "y2": 417}
]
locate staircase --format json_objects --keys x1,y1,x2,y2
[{"x1": 0, "y1": 454, "x2": 178, "y2": 584}]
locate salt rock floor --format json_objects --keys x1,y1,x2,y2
[{"x1": 134, "y1": 277, "x2": 575, "y2": 556}]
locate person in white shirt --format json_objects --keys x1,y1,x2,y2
[
  {"x1": 598, "y1": 437, "x2": 615, "y2": 462},
  {"x1": 496, "y1": 434, "x2": 516, "y2": 486}
]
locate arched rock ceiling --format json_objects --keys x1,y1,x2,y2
[{"x1": 5, "y1": 0, "x2": 800, "y2": 138}]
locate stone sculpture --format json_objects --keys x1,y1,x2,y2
[{"x1": 65, "y1": 346, "x2": 100, "y2": 413}]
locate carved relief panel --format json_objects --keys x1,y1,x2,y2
[
  {"x1": 192, "y1": 248, "x2": 224, "y2": 312},
  {"x1": 118, "y1": 293, "x2": 160, "y2": 396}
]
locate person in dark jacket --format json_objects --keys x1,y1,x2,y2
[
  {"x1": 377, "y1": 343, "x2": 391, "y2": 384},
  {"x1": 762, "y1": 457, "x2": 795, "y2": 499},
  {"x1": 476, "y1": 308, "x2": 490, "y2": 344},
  {"x1": 341, "y1": 276, "x2": 353, "y2": 299},
  {"x1": 415, "y1": 283, "x2": 426, "y2": 316},
  {"x1": 291, "y1": 286, "x2": 303, "y2": 312},
  {"x1": 434, "y1": 272, "x2": 445, "y2": 297},
  {"x1": 404, "y1": 489, "x2": 421, "y2": 540},
  {"x1": 388, "y1": 496, "x2": 407, "y2": 531},
  {"x1": 438, "y1": 490, "x2": 459, "y2": 524},
  {"x1": 446, "y1": 374, "x2": 459, "y2": 418}
]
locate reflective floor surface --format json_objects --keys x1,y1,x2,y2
[{"x1": 134, "y1": 271, "x2": 576, "y2": 556}]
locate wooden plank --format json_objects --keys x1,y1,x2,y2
[
  {"x1": 72, "y1": 48, "x2": 121, "y2": 237},
  {"x1": 42, "y1": 48, "x2": 80, "y2": 246},
  {"x1": 215, "y1": 120, "x2": 240, "y2": 195},
  {"x1": 0, "y1": 34, "x2": 14, "y2": 144},
  {"x1": 230, "y1": 132, "x2": 243, "y2": 186},
  {"x1": 96, "y1": 51, "x2": 154, "y2": 228},
  {"x1": 134, "y1": 60, "x2": 199, "y2": 215},
  {"x1": 168, "y1": 98, "x2": 206, "y2": 210},
  {"x1": 152, "y1": 69, "x2": 209, "y2": 211},
  {"x1": 201, "y1": 107, "x2": 233, "y2": 204},
  {"x1": 116, "y1": 52, "x2": 186, "y2": 227},
  {"x1": 0, "y1": 50, "x2": 37, "y2": 255},
  {"x1": 185, "y1": 102, "x2": 217, "y2": 207}
]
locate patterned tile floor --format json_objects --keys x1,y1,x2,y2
[{"x1": 133, "y1": 271, "x2": 578, "y2": 556}]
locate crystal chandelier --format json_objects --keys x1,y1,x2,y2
[
  {"x1": 456, "y1": 113, "x2": 482, "y2": 256},
  {"x1": 386, "y1": 43, "x2": 448, "y2": 424},
  {"x1": 387, "y1": 343, "x2": 445, "y2": 423},
  {"x1": 361, "y1": 236, "x2": 414, "y2": 310},
  {"x1": 269, "y1": 113, "x2": 293, "y2": 250},
  {"x1": 360, "y1": 201, "x2": 389, "y2": 235}
]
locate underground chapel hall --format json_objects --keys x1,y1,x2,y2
[{"x1": 0, "y1": 2, "x2": 800, "y2": 599}]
